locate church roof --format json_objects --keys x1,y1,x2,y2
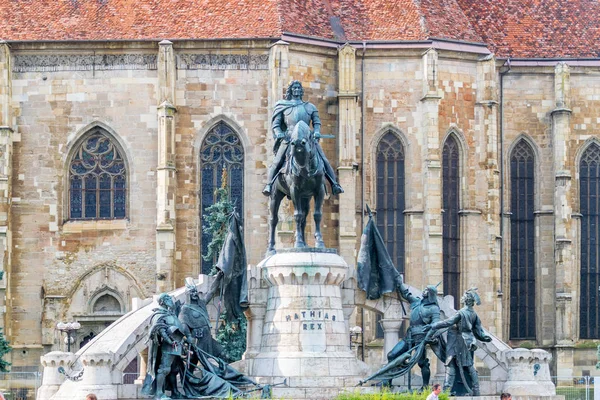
[
  {"x1": 1, "y1": 0, "x2": 597, "y2": 58},
  {"x1": 456, "y1": 0, "x2": 600, "y2": 58}
]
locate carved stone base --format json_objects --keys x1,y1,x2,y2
[
  {"x1": 503, "y1": 348, "x2": 556, "y2": 397},
  {"x1": 246, "y1": 248, "x2": 369, "y2": 397}
]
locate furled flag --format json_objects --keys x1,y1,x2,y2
[{"x1": 357, "y1": 205, "x2": 401, "y2": 300}]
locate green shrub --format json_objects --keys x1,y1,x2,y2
[{"x1": 335, "y1": 387, "x2": 450, "y2": 400}]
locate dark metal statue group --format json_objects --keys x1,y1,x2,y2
[
  {"x1": 358, "y1": 210, "x2": 492, "y2": 396},
  {"x1": 142, "y1": 280, "x2": 256, "y2": 400},
  {"x1": 142, "y1": 82, "x2": 492, "y2": 398},
  {"x1": 142, "y1": 213, "x2": 281, "y2": 399}
]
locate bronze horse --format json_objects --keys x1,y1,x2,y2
[{"x1": 267, "y1": 120, "x2": 326, "y2": 255}]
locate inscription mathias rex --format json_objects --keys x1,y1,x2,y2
[{"x1": 284, "y1": 310, "x2": 338, "y2": 331}]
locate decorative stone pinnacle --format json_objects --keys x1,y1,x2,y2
[
  {"x1": 40, "y1": 351, "x2": 76, "y2": 367},
  {"x1": 81, "y1": 352, "x2": 114, "y2": 367}
]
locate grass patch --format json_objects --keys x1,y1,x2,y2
[
  {"x1": 335, "y1": 388, "x2": 451, "y2": 400},
  {"x1": 556, "y1": 387, "x2": 588, "y2": 400}
]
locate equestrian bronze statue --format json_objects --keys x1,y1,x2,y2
[{"x1": 265, "y1": 80, "x2": 343, "y2": 254}]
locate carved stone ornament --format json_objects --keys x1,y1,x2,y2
[
  {"x1": 12, "y1": 54, "x2": 158, "y2": 73},
  {"x1": 177, "y1": 53, "x2": 269, "y2": 70}
]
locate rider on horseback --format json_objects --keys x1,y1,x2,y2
[{"x1": 262, "y1": 80, "x2": 344, "y2": 197}]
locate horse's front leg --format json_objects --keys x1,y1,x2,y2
[
  {"x1": 291, "y1": 190, "x2": 306, "y2": 248},
  {"x1": 314, "y1": 182, "x2": 326, "y2": 248},
  {"x1": 267, "y1": 191, "x2": 285, "y2": 256},
  {"x1": 300, "y1": 196, "x2": 310, "y2": 246}
]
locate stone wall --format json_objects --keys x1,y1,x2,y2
[{"x1": 173, "y1": 42, "x2": 271, "y2": 280}]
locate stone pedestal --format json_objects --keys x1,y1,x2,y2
[
  {"x1": 246, "y1": 248, "x2": 369, "y2": 399},
  {"x1": 503, "y1": 348, "x2": 556, "y2": 397},
  {"x1": 37, "y1": 352, "x2": 77, "y2": 400},
  {"x1": 48, "y1": 351, "x2": 119, "y2": 400}
]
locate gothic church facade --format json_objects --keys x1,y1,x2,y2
[{"x1": 0, "y1": 0, "x2": 599, "y2": 377}]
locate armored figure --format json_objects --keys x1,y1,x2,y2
[
  {"x1": 430, "y1": 288, "x2": 492, "y2": 396},
  {"x1": 142, "y1": 293, "x2": 190, "y2": 400},
  {"x1": 386, "y1": 276, "x2": 446, "y2": 388},
  {"x1": 262, "y1": 80, "x2": 343, "y2": 197},
  {"x1": 179, "y1": 278, "x2": 224, "y2": 360}
]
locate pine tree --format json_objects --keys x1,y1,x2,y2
[
  {"x1": 201, "y1": 167, "x2": 247, "y2": 362},
  {"x1": 215, "y1": 314, "x2": 247, "y2": 363},
  {"x1": 0, "y1": 327, "x2": 11, "y2": 372}
]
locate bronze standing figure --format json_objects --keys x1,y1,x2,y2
[
  {"x1": 430, "y1": 288, "x2": 492, "y2": 396},
  {"x1": 142, "y1": 293, "x2": 189, "y2": 400},
  {"x1": 386, "y1": 277, "x2": 446, "y2": 388}
]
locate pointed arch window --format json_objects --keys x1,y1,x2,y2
[
  {"x1": 376, "y1": 131, "x2": 405, "y2": 274},
  {"x1": 580, "y1": 143, "x2": 600, "y2": 339},
  {"x1": 200, "y1": 122, "x2": 244, "y2": 275},
  {"x1": 69, "y1": 127, "x2": 127, "y2": 220},
  {"x1": 509, "y1": 140, "x2": 536, "y2": 340},
  {"x1": 443, "y1": 135, "x2": 460, "y2": 308}
]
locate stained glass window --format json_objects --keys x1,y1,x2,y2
[
  {"x1": 580, "y1": 143, "x2": 600, "y2": 339},
  {"x1": 69, "y1": 128, "x2": 127, "y2": 220},
  {"x1": 376, "y1": 131, "x2": 405, "y2": 274},
  {"x1": 443, "y1": 136, "x2": 460, "y2": 308},
  {"x1": 509, "y1": 140, "x2": 536, "y2": 340},
  {"x1": 200, "y1": 122, "x2": 244, "y2": 275}
]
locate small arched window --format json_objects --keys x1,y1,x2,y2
[
  {"x1": 442, "y1": 135, "x2": 460, "y2": 308},
  {"x1": 580, "y1": 143, "x2": 600, "y2": 339},
  {"x1": 375, "y1": 131, "x2": 405, "y2": 274},
  {"x1": 509, "y1": 139, "x2": 536, "y2": 340},
  {"x1": 68, "y1": 127, "x2": 127, "y2": 220}
]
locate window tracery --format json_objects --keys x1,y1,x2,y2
[
  {"x1": 69, "y1": 128, "x2": 127, "y2": 220},
  {"x1": 580, "y1": 143, "x2": 600, "y2": 339},
  {"x1": 442, "y1": 136, "x2": 460, "y2": 308},
  {"x1": 509, "y1": 139, "x2": 536, "y2": 340},
  {"x1": 376, "y1": 131, "x2": 405, "y2": 274}
]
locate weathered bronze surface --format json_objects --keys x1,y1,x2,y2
[
  {"x1": 430, "y1": 288, "x2": 492, "y2": 396},
  {"x1": 357, "y1": 209, "x2": 445, "y2": 388},
  {"x1": 142, "y1": 292, "x2": 255, "y2": 399},
  {"x1": 265, "y1": 80, "x2": 343, "y2": 254},
  {"x1": 358, "y1": 276, "x2": 447, "y2": 387}
]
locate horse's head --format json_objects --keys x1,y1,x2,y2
[{"x1": 289, "y1": 120, "x2": 313, "y2": 159}]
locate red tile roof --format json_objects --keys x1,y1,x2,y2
[
  {"x1": 1, "y1": 0, "x2": 282, "y2": 41},
  {"x1": 0, "y1": 0, "x2": 598, "y2": 58},
  {"x1": 456, "y1": 0, "x2": 600, "y2": 58},
  {"x1": 420, "y1": 0, "x2": 482, "y2": 43}
]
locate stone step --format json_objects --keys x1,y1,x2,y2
[{"x1": 252, "y1": 375, "x2": 365, "y2": 387}]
